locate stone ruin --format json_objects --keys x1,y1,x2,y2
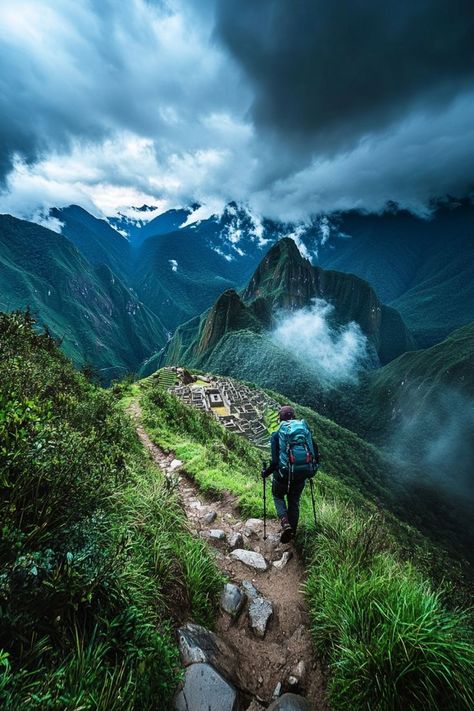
[{"x1": 158, "y1": 367, "x2": 280, "y2": 447}]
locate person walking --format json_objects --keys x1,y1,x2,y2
[{"x1": 262, "y1": 405, "x2": 319, "y2": 543}]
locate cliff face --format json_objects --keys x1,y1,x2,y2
[
  {"x1": 242, "y1": 238, "x2": 414, "y2": 360},
  {"x1": 161, "y1": 237, "x2": 414, "y2": 370}
]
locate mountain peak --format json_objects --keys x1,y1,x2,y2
[{"x1": 242, "y1": 236, "x2": 312, "y2": 304}]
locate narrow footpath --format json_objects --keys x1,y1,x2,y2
[{"x1": 130, "y1": 401, "x2": 328, "y2": 711}]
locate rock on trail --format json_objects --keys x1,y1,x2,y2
[{"x1": 230, "y1": 548, "x2": 268, "y2": 571}]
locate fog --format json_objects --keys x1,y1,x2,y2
[
  {"x1": 388, "y1": 387, "x2": 474, "y2": 507},
  {"x1": 271, "y1": 299, "x2": 371, "y2": 387}
]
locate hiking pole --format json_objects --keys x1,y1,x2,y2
[
  {"x1": 262, "y1": 460, "x2": 267, "y2": 540},
  {"x1": 309, "y1": 478, "x2": 317, "y2": 529}
]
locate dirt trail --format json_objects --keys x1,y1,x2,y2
[{"x1": 130, "y1": 401, "x2": 327, "y2": 709}]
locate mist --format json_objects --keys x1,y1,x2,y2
[
  {"x1": 387, "y1": 387, "x2": 474, "y2": 508},
  {"x1": 271, "y1": 299, "x2": 371, "y2": 388}
]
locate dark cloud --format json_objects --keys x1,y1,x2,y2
[
  {"x1": 215, "y1": 0, "x2": 474, "y2": 153},
  {"x1": 0, "y1": 0, "x2": 474, "y2": 220}
]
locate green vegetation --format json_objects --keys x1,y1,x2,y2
[
  {"x1": 316, "y1": 204, "x2": 474, "y2": 348},
  {"x1": 0, "y1": 311, "x2": 222, "y2": 709},
  {"x1": 303, "y1": 505, "x2": 473, "y2": 710},
  {"x1": 140, "y1": 375, "x2": 474, "y2": 711},
  {"x1": 0, "y1": 215, "x2": 166, "y2": 383}
]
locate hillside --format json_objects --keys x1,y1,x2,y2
[
  {"x1": 136, "y1": 370, "x2": 474, "y2": 709},
  {"x1": 0, "y1": 215, "x2": 166, "y2": 381},
  {"x1": 152, "y1": 239, "x2": 414, "y2": 418},
  {"x1": 314, "y1": 203, "x2": 474, "y2": 347},
  {"x1": 363, "y1": 322, "x2": 474, "y2": 431},
  {"x1": 1, "y1": 311, "x2": 473, "y2": 710},
  {"x1": 0, "y1": 311, "x2": 223, "y2": 709},
  {"x1": 132, "y1": 204, "x2": 272, "y2": 331},
  {"x1": 52, "y1": 204, "x2": 132, "y2": 282}
]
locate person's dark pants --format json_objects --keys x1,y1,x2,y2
[{"x1": 272, "y1": 476, "x2": 305, "y2": 532}]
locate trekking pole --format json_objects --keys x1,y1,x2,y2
[
  {"x1": 309, "y1": 478, "x2": 317, "y2": 528},
  {"x1": 262, "y1": 460, "x2": 267, "y2": 540}
]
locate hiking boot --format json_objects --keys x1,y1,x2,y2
[{"x1": 279, "y1": 516, "x2": 293, "y2": 544}]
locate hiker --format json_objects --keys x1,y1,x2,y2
[{"x1": 262, "y1": 405, "x2": 319, "y2": 543}]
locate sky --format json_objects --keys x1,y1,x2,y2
[{"x1": 1, "y1": 0, "x2": 474, "y2": 222}]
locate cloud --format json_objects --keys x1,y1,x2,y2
[
  {"x1": 388, "y1": 387, "x2": 474, "y2": 506},
  {"x1": 271, "y1": 299, "x2": 370, "y2": 387},
  {"x1": 0, "y1": 0, "x2": 473, "y2": 221},
  {"x1": 215, "y1": 1, "x2": 474, "y2": 152}
]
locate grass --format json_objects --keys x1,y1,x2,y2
[
  {"x1": 139, "y1": 376, "x2": 474, "y2": 711},
  {"x1": 0, "y1": 311, "x2": 223, "y2": 709}
]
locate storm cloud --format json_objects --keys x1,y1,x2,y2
[
  {"x1": 0, "y1": 0, "x2": 473, "y2": 220},
  {"x1": 215, "y1": 1, "x2": 474, "y2": 152}
]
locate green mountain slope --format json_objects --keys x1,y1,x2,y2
[
  {"x1": 348, "y1": 324, "x2": 474, "y2": 558},
  {"x1": 149, "y1": 239, "x2": 414, "y2": 414},
  {"x1": 52, "y1": 204, "x2": 131, "y2": 282},
  {"x1": 315, "y1": 204, "x2": 474, "y2": 346},
  {"x1": 0, "y1": 215, "x2": 166, "y2": 380},
  {"x1": 134, "y1": 227, "x2": 238, "y2": 332},
  {"x1": 364, "y1": 322, "x2": 474, "y2": 431}
]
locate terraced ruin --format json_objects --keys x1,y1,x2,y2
[{"x1": 154, "y1": 367, "x2": 281, "y2": 447}]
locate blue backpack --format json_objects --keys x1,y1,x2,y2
[{"x1": 278, "y1": 419, "x2": 318, "y2": 487}]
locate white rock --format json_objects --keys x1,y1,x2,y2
[
  {"x1": 273, "y1": 551, "x2": 293, "y2": 570},
  {"x1": 272, "y1": 682, "x2": 282, "y2": 699},
  {"x1": 230, "y1": 549, "x2": 268, "y2": 571},
  {"x1": 245, "y1": 518, "x2": 263, "y2": 532},
  {"x1": 242, "y1": 580, "x2": 260, "y2": 600},
  {"x1": 168, "y1": 458, "x2": 183, "y2": 472}
]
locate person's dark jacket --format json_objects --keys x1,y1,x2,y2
[{"x1": 264, "y1": 431, "x2": 281, "y2": 477}]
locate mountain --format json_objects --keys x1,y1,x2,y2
[
  {"x1": 148, "y1": 239, "x2": 414, "y2": 416},
  {"x1": 313, "y1": 203, "x2": 474, "y2": 347},
  {"x1": 108, "y1": 205, "x2": 193, "y2": 245},
  {"x1": 363, "y1": 321, "x2": 474, "y2": 431},
  {"x1": 353, "y1": 323, "x2": 474, "y2": 557},
  {"x1": 132, "y1": 204, "x2": 272, "y2": 331},
  {"x1": 0, "y1": 214, "x2": 166, "y2": 380},
  {"x1": 51, "y1": 204, "x2": 131, "y2": 281}
]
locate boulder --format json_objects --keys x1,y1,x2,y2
[
  {"x1": 209, "y1": 529, "x2": 226, "y2": 541},
  {"x1": 174, "y1": 663, "x2": 238, "y2": 711},
  {"x1": 248, "y1": 596, "x2": 273, "y2": 638},
  {"x1": 228, "y1": 532, "x2": 244, "y2": 550},
  {"x1": 168, "y1": 459, "x2": 183, "y2": 472},
  {"x1": 177, "y1": 623, "x2": 243, "y2": 687},
  {"x1": 242, "y1": 580, "x2": 260, "y2": 600},
  {"x1": 267, "y1": 693, "x2": 313, "y2": 711},
  {"x1": 220, "y1": 583, "x2": 245, "y2": 617},
  {"x1": 202, "y1": 511, "x2": 217, "y2": 525},
  {"x1": 230, "y1": 549, "x2": 268, "y2": 571}
]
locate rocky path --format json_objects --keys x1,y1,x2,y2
[{"x1": 130, "y1": 401, "x2": 327, "y2": 711}]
